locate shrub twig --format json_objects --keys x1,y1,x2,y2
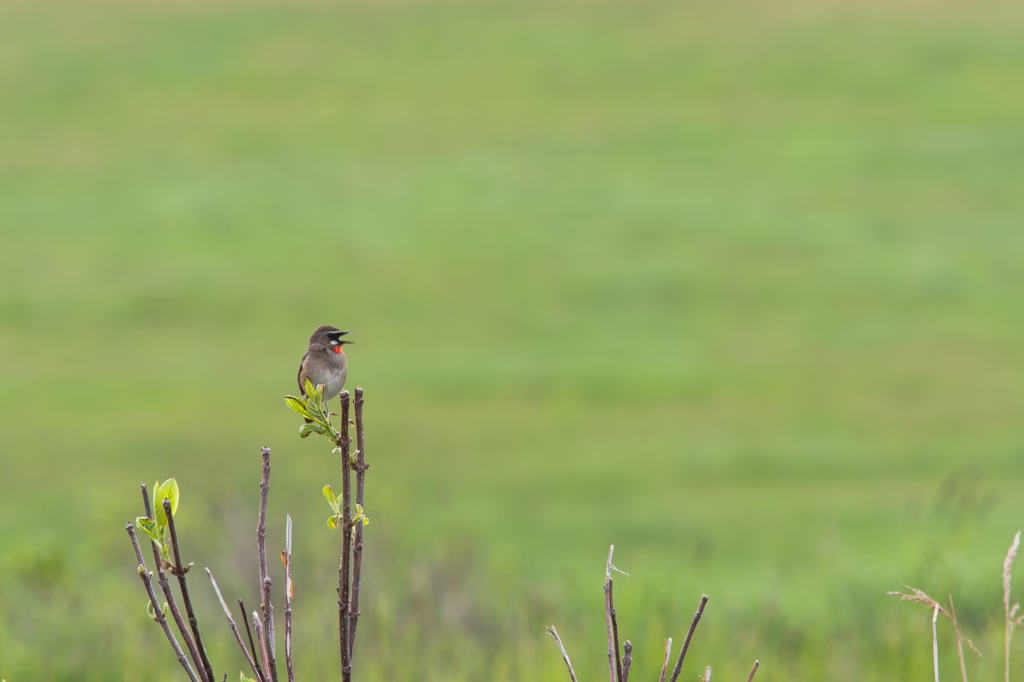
[
  {"x1": 127, "y1": 524, "x2": 202, "y2": 682},
  {"x1": 253, "y1": 611, "x2": 273, "y2": 678},
  {"x1": 659, "y1": 637, "x2": 673, "y2": 682},
  {"x1": 257, "y1": 447, "x2": 279, "y2": 682},
  {"x1": 545, "y1": 625, "x2": 579, "y2": 682},
  {"x1": 165, "y1": 497, "x2": 215, "y2": 682},
  {"x1": 668, "y1": 595, "x2": 709, "y2": 682},
  {"x1": 745, "y1": 660, "x2": 759, "y2": 682},
  {"x1": 239, "y1": 599, "x2": 266, "y2": 682},
  {"x1": 338, "y1": 390, "x2": 353, "y2": 682},
  {"x1": 284, "y1": 514, "x2": 294, "y2": 682},
  {"x1": 141, "y1": 485, "x2": 209, "y2": 682},
  {"x1": 349, "y1": 386, "x2": 368, "y2": 661},
  {"x1": 205, "y1": 568, "x2": 263, "y2": 682},
  {"x1": 603, "y1": 545, "x2": 626, "y2": 682},
  {"x1": 621, "y1": 640, "x2": 632, "y2": 682}
]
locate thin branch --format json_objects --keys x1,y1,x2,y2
[
  {"x1": 621, "y1": 641, "x2": 632, "y2": 682},
  {"x1": 240, "y1": 600, "x2": 266, "y2": 682},
  {"x1": 700, "y1": 666, "x2": 712, "y2": 682},
  {"x1": 745, "y1": 660, "x2": 760, "y2": 682},
  {"x1": 284, "y1": 514, "x2": 295, "y2": 682},
  {"x1": 165, "y1": 497, "x2": 215, "y2": 682},
  {"x1": 668, "y1": 595, "x2": 709, "y2": 682},
  {"x1": 257, "y1": 447, "x2": 279, "y2": 682},
  {"x1": 205, "y1": 567, "x2": 264, "y2": 682},
  {"x1": 603, "y1": 545, "x2": 618, "y2": 682},
  {"x1": 610, "y1": 581, "x2": 622, "y2": 682},
  {"x1": 949, "y1": 597, "x2": 968, "y2": 682},
  {"x1": 338, "y1": 391, "x2": 353, "y2": 682},
  {"x1": 141, "y1": 485, "x2": 209, "y2": 682},
  {"x1": 253, "y1": 611, "x2": 273, "y2": 680},
  {"x1": 545, "y1": 626, "x2": 579, "y2": 682},
  {"x1": 127, "y1": 524, "x2": 202, "y2": 682},
  {"x1": 933, "y1": 603, "x2": 941, "y2": 682},
  {"x1": 349, "y1": 386, "x2": 368, "y2": 662},
  {"x1": 659, "y1": 638, "x2": 673, "y2": 682}
]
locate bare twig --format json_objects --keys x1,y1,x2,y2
[
  {"x1": 659, "y1": 638, "x2": 673, "y2": 682},
  {"x1": 349, "y1": 386, "x2": 368, "y2": 661},
  {"x1": 338, "y1": 390, "x2": 353, "y2": 682},
  {"x1": 621, "y1": 641, "x2": 632, "y2": 682},
  {"x1": 127, "y1": 524, "x2": 202, "y2": 682},
  {"x1": 668, "y1": 595, "x2": 709, "y2": 682},
  {"x1": 205, "y1": 568, "x2": 264, "y2": 682},
  {"x1": 165, "y1": 497, "x2": 215, "y2": 682},
  {"x1": 603, "y1": 545, "x2": 619, "y2": 682},
  {"x1": 1005, "y1": 532, "x2": 1021, "y2": 682},
  {"x1": 610, "y1": 582, "x2": 622, "y2": 682},
  {"x1": 933, "y1": 603, "x2": 941, "y2": 682},
  {"x1": 745, "y1": 660, "x2": 760, "y2": 682},
  {"x1": 545, "y1": 626, "x2": 579, "y2": 682},
  {"x1": 257, "y1": 447, "x2": 279, "y2": 682},
  {"x1": 284, "y1": 515, "x2": 294, "y2": 682},
  {"x1": 253, "y1": 611, "x2": 273, "y2": 680},
  {"x1": 240, "y1": 600, "x2": 266, "y2": 682},
  {"x1": 949, "y1": 597, "x2": 968, "y2": 682},
  {"x1": 700, "y1": 666, "x2": 712, "y2": 682},
  {"x1": 141, "y1": 485, "x2": 209, "y2": 682}
]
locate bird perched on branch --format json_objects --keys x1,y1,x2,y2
[{"x1": 297, "y1": 326, "x2": 353, "y2": 411}]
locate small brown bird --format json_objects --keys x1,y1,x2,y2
[{"x1": 297, "y1": 326, "x2": 353, "y2": 406}]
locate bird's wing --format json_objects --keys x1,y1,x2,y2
[{"x1": 297, "y1": 352, "x2": 309, "y2": 395}]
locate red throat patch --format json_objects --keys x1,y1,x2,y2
[{"x1": 333, "y1": 345, "x2": 344, "y2": 354}]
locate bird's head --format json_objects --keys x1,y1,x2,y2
[{"x1": 310, "y1": 325, "x2": 354, "y2": 353}]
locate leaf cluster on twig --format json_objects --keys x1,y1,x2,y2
[{"x1": 125, "y1": 384, "x2": 373, "y2": 682}]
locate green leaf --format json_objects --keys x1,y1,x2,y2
[
  {"x1": 322, "y1": 485, "x2": 336, "y2": 505},
  {"x1": 161, "y1": 479, "x2": 179, "y2": 516},
  {"x1": 153, "y1": 478, "x2": 179, "y2": 528},
  {"x1": 285, "y1": 395, "x2": 310, "y2": 417},
  {"x1": 147, "y1": 600, "x2": 157, "y2": 620},
  {"x1": 241, "y1": 672, "x2": 257, "y2": 682},
  {"x1": 327, "y1": 515, "x2": 339, "y2": 530},
  {"x1": 136, "y1": 517, "x2": 161, "y2": 545},
  {"x1": 299, "y1": 422, "x2": 326, "y2": 439}
]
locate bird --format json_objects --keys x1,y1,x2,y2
[{"x1": 297, "y1": 326, "x2": 353, "y2": 411}]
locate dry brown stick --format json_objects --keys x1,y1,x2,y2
[
  {"x1": 337, "y1": 390, "x2": 353, "y2": 682},
  {"x1": 206, "y1": 567, "x2": 264, "y2": 682},
  {"x1": 745, "y1": 660, "x2": 760, "y2": 682},
  {"x1": 240, "y1": 600, "x2": 266, "y2": 682},
  {"x1": 949, "y1": 597, "x2": 968, "y2": 682},
  {"x1": 610, "y1": 580, "x2": 622, "y2": 682},
  {"x1": 253, "y1": 611, "x2": 273, "y2": 680},
  {"x1": 349, "y1": 386, "x2": 368, "y2": 661},
  {"x1": 659, "y1": 638, "x2": 673, "y2": 682},
  {"x1": 621, "y1": 641, "x2": 632, "y2": 682},
  {"x1": 257, "y1": 447, "x2": 279, "y2": 682},
  {"x1": 545, "y1": 626, "x2": 579, "y2": 682},
  {"x1": 603, "y1": 545, "x2": 618, "y2": 682},
  {"x1": 141, "y1": 485, "x2": 209, "y2": 682},
  {"x1": 668, "y1": 595, "x2": 709, "y2": 682},
  {"x1": 284, "y1": 514, "x2": 294, "y2": 682},
  {"x1": 127, "y1": 524, "x2": 202, "y2": 682},
  {"x1": 164, "y1": 497, "x2": 216, "y2": 682}
]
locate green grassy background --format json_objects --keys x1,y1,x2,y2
[{"x1": 3, "y1": 0, "x2": 1024, "y2": 679}]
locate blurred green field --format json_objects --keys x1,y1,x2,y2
[{"x1": 3, "y1": 0, "x2": 1024, "y2": 679}]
